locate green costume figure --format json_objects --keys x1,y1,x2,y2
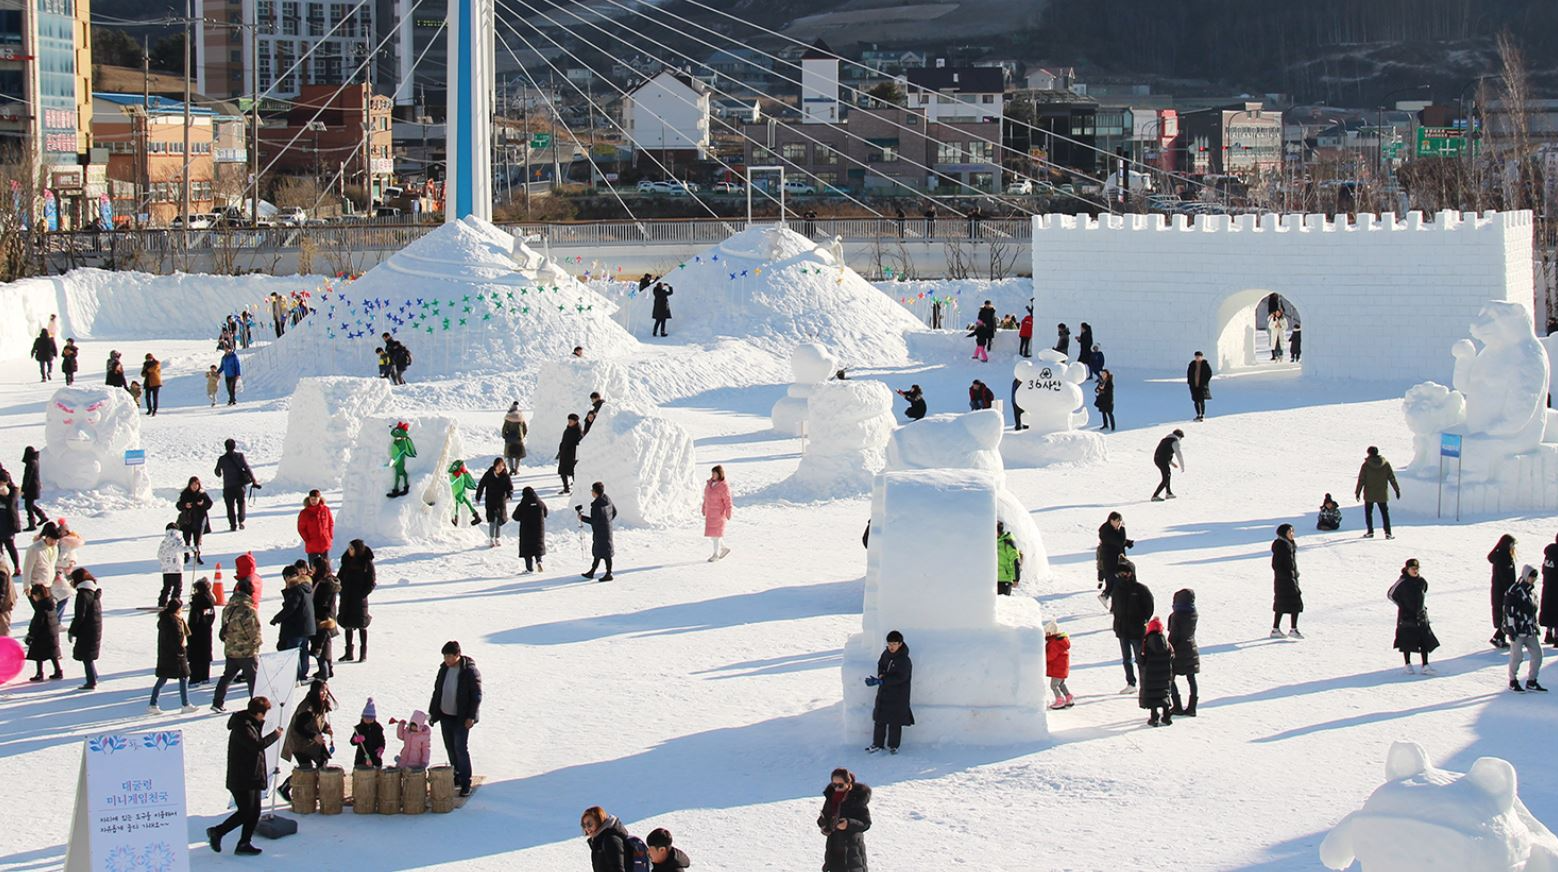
[
  {"x1": 387, "y1": 421, "x2": 417, "y2": 498},
  {"x1": 447, "y1": 459, "x2": 481, "y2": 526}
]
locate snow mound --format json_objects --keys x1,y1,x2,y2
[
  {"x1": 41, "y1": 385, "x2": 150, "y2": 499},
  {"x1": 335, "y1": 415, "x2": 473, "y2": 545},
  {"x1": 612, "y1": 224, "x2": 924, "y2": 364},
  {"x1": 243, "y1": 218, "x2": 640, "y2": 395},
  {"x1": 786, "y1": 380, "x2": 896, "y2": 497},
  {"x1": 847, "y1": 469, "x2": 1048, "y2": 744},
  {"x1": 884, "y1": 410, "x2": 1050, "y2": 579},
  {"x1": 0, "y1": 269, "x2": 320, "y2": 361},
  {"x1": 572, "y1": 405, "x2": 699, "y2": 526},
  {"x1": 1320, "y1": 741, "x2": 1558, "y2": 871},
  {"x1": 528, "y1": 359, "x2": 651, "y2": 465},
  {"x1": 272, "y1": 377, "x2": 397, "y2": 492},
  {"x1": 770, "y1": 343, "x2": 835, "y2": 436},
  {"x1": 1000, "y1": 430, "x2": 1108, "y2": 469}
]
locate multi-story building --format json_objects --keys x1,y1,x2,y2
[
  {"x1": 196, "y1": 0, "x2": 381, "y2": 101},
  {"x1": 1176, "y1": 102, "x2": 1284, "y2": 176},
  {"x1": 257, "y1": 83, "x2": 394, "y2": 201},
  {"x1": 622, "y1": 70, "x2": 709, "y2": 175},
  {"x1": 904, "y1": 63, "x2": 1004, "y2": 124},
  {"x1": 0, "y1": 0, "x2": 95, "y2": 225},
  {"x1": 93, "y1": 93, "x2": 218, "y2": 226}
]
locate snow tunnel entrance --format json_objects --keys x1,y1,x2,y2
[{"x1": 1214, "y1": 289, "x2": 1303, "y2": 374}]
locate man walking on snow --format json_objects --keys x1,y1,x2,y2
[
  {"x1": 1186, "y1": 351, "x2": 1213, "y2": 421},
  {"x1": 214, "y1": 439, "x2": 258, "y2": 531},
  {"x1": 1151, "y1": 429, "x2": 1185, "y2": 502},
  {"x1": 1354, "y1": 445, "x2": 1401, "y2": 540}
]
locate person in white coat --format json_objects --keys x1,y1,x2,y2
[
  {"x1": 23, "y1": 522, "x2": 60, "y2": 619},
  {"x1": 1268, "y1": 309, "x2": 1288, "y2": 361},
  {"x1": 158, "y1": 522, "x2": 190, "y2": 608}
]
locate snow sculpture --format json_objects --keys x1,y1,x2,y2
[
  {"x1": 1400, "y1": 302, "x2": 1558, "y2": 515},
  {"x1": 1320, "y1": 741, "x2": 1558, "y2": 872},
  {"x1": 529, "y1": 358, "x2": 651, "y2": 464},
  {"x1": 1002, "y1": 354, "x2": 1107, "y2": 469},
  {"x1": 884, "y1": 409, "x2": 1050, "y2": 579},
  {"x1": 272, "y1": 377, "x2": 395, "y2": 491},
  {"x1": 41, "y1": 385, "x2": 149, "y2": 498},
  {"x1": 844, "y1": 469, "x2": 1049, "y2": 744},
  {"x1": 1013, "y1": 350, "x2": 1089, "y2": 433},
  {"x1": 572, "y1": 404, "x2": 699, "y2": 526},
  {"x1": 770, "y1": 343, "x2": 836, "y2": 436},
  {"x1": 786, "y1": 380, "x2": 895, "y2": 495},
  {"x1": 336, "y1": 416, "x2": 471, "y2": 544}
]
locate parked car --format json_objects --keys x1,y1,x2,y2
[
  {"x1": 636, "y1": 179, "x2": 664, "y2": 193},
  {"x1": 783, "y1": 180, "x2": 818, "y2": 195},
  {"x1": 170, "y1": 213, "x2": 218, "y2": 230},
  {"x1": 711, "y1": 181, "x2": 744, "y2": 193},
  {"x1": 374, "y1": 207, "x2": 403, "y2": 218},
  {"x1": 276, "y1": 207, "x2": 308, "y2": 226},
  {"x1": 1005, "y1": 178, "x2": 1034, "y2": 195}
]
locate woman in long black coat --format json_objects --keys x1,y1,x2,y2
[
  {"x1": 187, "y1": 578, "x2": 217, "y2": 685},
  {"x1": 868, "y1": 631, "x2": 913, "y2": 753},
  {"x1": 149, "y1": 599, "x2": 192, "y2": 711},
  {"x1": 1138, "y1": 617, "x2": 1174, "y2": 726},
  {"x1": 557, "y1": 415, "x2": 582, "y2": 495},
  {"x1": 1489, "y1": 534, "x2": 1518, "y2": 649},
  {"x1": 25, "y1": 583, "x2": 62, "y2": 681},
  {"x1": 1094, "y1": 369, "x2": 1115, "y2": 431},
  {"x1": 1168, "y1": 588, "x2": 1199, "y2": 716},
  {"x1": 1270, "y1": 525, "x2": 1302, "y2": 637},
  {"x1": 475, "y1": 459, "x2": 514, "y2": 548},
  {"x1": 513, "y1": 486, "x2": 549, "y2": 573},
  {"x1": 21, "y1": 446, "x2": 46, "y2": 531},
  {"x1": 651, "y1": 282, "x2": 673, "y2": 337},
  {"x1": 818, "y1": 769, "x2": 872, "y2": 872},
  {"x1": 577, "y1": 483, "x2": 616, "y2": 581},
  {"x1": 1390, "y1": 558, "x2": 1439, "y2": 673},
  {"x1": 1541, "y1": 535, "x2": 1558, "y2": 644},
  {"x1": 337, "y1": 540, "x2": 375, "y2": 662},
  {"x1": 0, "y1": 464, "x2": 20, "y2": 571},
  {"x1": 176, "y1": 477, "x2": 214, "y2": 563},
  {"x1": 67, "y1": 569, "x2": 102, "y2": 689},
  {"x1": 309, "y1": 557, "x2": 338, "y2": 681}
]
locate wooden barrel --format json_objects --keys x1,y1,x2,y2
[
  {"x1": 351, "y1": 766, "x2": 378, "y2": 814},
  {"x1": 289, "y1": 768, "x2": 318, "y2": 815},
  {"x1": 316, "y1": 766, "x2": 345, "y2": 815},
  {"x1": 376, "y1": 767, "x2": 402, "y2": 815},
  {"x1": 401, "y1": 767, "x2": 428, "y2": 816},
  {"x1": 428, "y1": 765, "x2": 456, "y2": 813}
]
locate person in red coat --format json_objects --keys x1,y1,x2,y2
[
  {"x1": 701, "y1": 465, "x2": 733, "y2": 563},
  {"x1": 297, "y1": 490, "x2": 334, "y2": 563},
  {"x1": 1045, "y1": 619, "x2": 1072, "y2": 709},
  {"x1": 1018, "y1": 306, "x2": 1034, "y2": 358}
]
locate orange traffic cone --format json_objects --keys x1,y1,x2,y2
[{"x1": 212, "y1": 562, "x2": 226, "y2": 605}]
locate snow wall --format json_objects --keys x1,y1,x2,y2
[
  {"x1": 272, "y1": 377, "x2": 397, "y2": 493},
  {"x1": 335, "y1": 415, "x2": 473, "y2": 545},
  {"x1": 572, "y1": 404, "x2": 699, "y2": 527}
]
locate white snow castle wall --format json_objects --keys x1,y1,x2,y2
[{"x1": 1031, "y1": 210, "x2": 1535, "y2": 381}]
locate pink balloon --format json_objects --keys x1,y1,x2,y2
[{"x1": 0, "y1": 637, "x2": 24, "y2": 685}]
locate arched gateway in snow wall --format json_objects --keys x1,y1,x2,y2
[{"x1": 1031, "y1": 210, "x2": 1535, "y2": 381}]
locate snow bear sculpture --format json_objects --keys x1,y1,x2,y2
[
  {"x1": 771, "y1": 343, "x2": 836, "y2": 436},
  {"x1": 41, "y1": 385, "x2": 149, "y2": 498},
  {"x1": 1402, "y1": 382, "x2": 1468, "y2": 469},
  {"x1": 1320, "y1": 741, "x2": 1558, "y2": 872},
  {"x1": 1013, "y1": 349, "x2": 1089, "y2": 434}
]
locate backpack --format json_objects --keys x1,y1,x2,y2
[
  {"x1": 400, "y1": 347, "x2": 412, "y2": 368},
  {"x1": 625, "y1": 835, "x2": 651, "y2": 872}
]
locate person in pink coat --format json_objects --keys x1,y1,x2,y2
[
  {"x1": 702, "y1": 465, "x2": 733, "y2": 562},
  {"x1": 389, "y1": 709, "x2": 432, "y2": 769}
]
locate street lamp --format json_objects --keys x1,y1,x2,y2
[{"x1": 305, "y1": 120, "x2": 326, "y2": 185}]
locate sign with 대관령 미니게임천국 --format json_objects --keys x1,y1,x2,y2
[{"x1": 64, "y1": 730, "x2": 189, "y2": 872}]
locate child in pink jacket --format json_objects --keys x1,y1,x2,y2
[
  {"x1": 389, "y1": 710, "x2": 431, "y2": 769},
  {"x1": 702, "y1": 465, "x2": 733, "y2": 562}
]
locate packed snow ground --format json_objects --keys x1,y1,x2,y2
[{"x1": 4, "y1": 329, "x2": 1558, "y2": 870}]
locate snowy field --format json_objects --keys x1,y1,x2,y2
[{"x1": 4, "y1": 293, "x2": 1558, "y2": 870}]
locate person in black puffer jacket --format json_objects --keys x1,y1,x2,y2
[
  {"x1": 513, "y1": 487, "x2": 549, "y2": 573},
  {"x1": 1168, "y1": 588, "x2": 1199, "y2": 717},
  {"x1": 271, "y1": 565, "x2": 317, "y2": 683},
  {"x1": 1389, "y1": 558, "x2": 1439, "y2": 674},
  {"x1": 67, "y1": 568, "x2": 102, "y2": 690},
  {"x1": 646, "y1": 828, "x2": 691, "y2": 871},
  {"x1": 1095, "y1": 512, "x2": 1133, "y2": 592},
  {"x1": 818, "y1": 768, "x2": 871, "y2": 872},
  {"x1": 1108, "y1": 559, "x2": 1153, "y2": 691},
  {"x1": 1138, "y1": 617, "x2": 1174, "y2": 727},
  {"x1": 187, "y1": 578, "x2": 217, "y2": 685},
  {"x1": 581, "y1": 806, "x2": 630, "y2": 872},
  {"x1": 867, "y1": 631, "x2": 913, "y2": 754},
  {"x1": 1489, "y1": 534, "x2": 1517, "y2": 649},
  {"x1": 1270, "y1": 524, "x2": 1303, "y2": 638},
  {"x1": 337, "y1": 540, "x2": 375, "y2": 662},
  {"x1": 309, "y1": 557, "x2": 338, "y2": 681},
  {"x1": 207, "y1": 697, "x2": 283, "y2": 856}
]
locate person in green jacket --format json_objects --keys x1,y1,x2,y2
[
  {"x1": 996, "y1": 521, "x2": 1022, "y2": 596},
  {"x1": 386, "y1": 422, "x2": 417, "y2": 498},
  {"x1": 1354, "y1": 446, "x2": 1401, "y2": 540},
  {"x1": 447, "y1": 460, "x2": 481, "y2": 527}
]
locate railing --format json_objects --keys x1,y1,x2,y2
[{"x1": 35, "y1": 217, "x2": 1036, "y2": 264}]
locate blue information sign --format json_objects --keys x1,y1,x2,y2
[
  {"x1": 123, "y1": 449, "x2": 146, "y2": 466},
  {"x1": 1440, "y1": 433, "x2": 1462, "y2": 459}
]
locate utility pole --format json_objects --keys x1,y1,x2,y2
[
  {"x1": 548, "y1": 72, "x2": 559, "y2": 191},
  {"x1": 521, "y1": 87, "x2": 530, "y2": 213},
  {"x1": 250, "y1": 0, "x2": 260, "y2": 226},
  {"x1": 361, "y1": 85, "x2": 371, "y2": 209},
  {"x1": 141, "y1": 36, "x2": 150, "y2": 224},
  {"x1": 181, "y1": 0, "x2": 192, "y2": 244}
]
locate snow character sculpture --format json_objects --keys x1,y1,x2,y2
[
  {"x1": 771, "y1": 343, "x2": 837, "y2": 437},
  {"x1": 446, "y1": 459, "x2": 481, "y2": 526},
  {"x1": 41, "y1": 385, "x2": 150, "y2": 498},
  {"x1": 1320, "y1": 741, "x2": 1558, "y2": 872},
  {"x1": 1013, "y1": 349, "x2": 1089, "y2": 434},
  {"x1": 1402, "y1": 382, "x2": 1468, "y2": 469},
  {"x1": 386, "y1": 422, "x2": 416, "y2": 498}
]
